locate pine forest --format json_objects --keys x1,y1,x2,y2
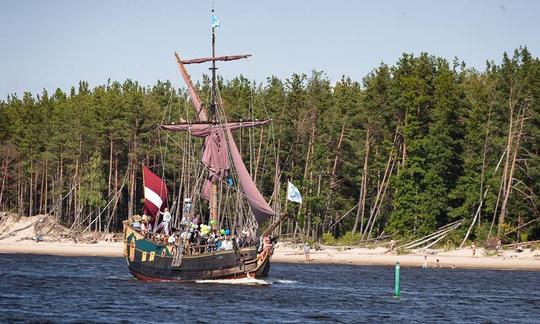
[{"x1": 1, "y1": 48, "x2": 539, "y2": 247}]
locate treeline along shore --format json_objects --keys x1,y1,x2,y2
[{"x1": 0, "y1": 48, "x2": 539, "y2": 249}]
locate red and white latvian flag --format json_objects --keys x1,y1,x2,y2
[{"x1": 143, "y1": 167, "x2": 168, "y2": 218}]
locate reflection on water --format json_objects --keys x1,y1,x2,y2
[{"x1": 0, "y1": 254, "x2": 539, "y2": 323}]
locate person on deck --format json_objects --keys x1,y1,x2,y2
[
  {"x1": 258, "y1": 237, "x2": 274, "y2": 262},
  {"x1": 155, "y1": 208, "x2": 172, "y2": 235},
  {"x1": 167, "y1": 232, "x2": 177, "y2": 245},
  {"x1": 194, "y1": 230, "x2": 203, "y2": 254},
  {"x1": 180, "y1": 215, "x2": 189, "y2": 226},
  {"x1": 215, "y1": 236, "x2": 223, "y2": 250},
  {"x1": 222, "y1": 236, "x2": 234, "y2": 250},
  {"x1": 191, "y1": 214, "x2": 201, "y2": 226},
  {"x1": 140, "y1": 215, "x2": 151, "y2": 236},
  {"x1": 180, "y1": 229, "x2": 191, "y2": 244},
  {"x1": 238, "y1": 230, "x2": 248, "y2": 247}
]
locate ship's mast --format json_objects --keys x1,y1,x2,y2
[
  {"x1": 210, "y1": 7, "x2": 217, "y2": 121},
  {"x1": 210, "y1": 6, "x2": 219, "y2": 229}
]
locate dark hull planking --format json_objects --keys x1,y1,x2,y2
[{"x1": 124, "y1": 225, "x2": 271, "y2": 282}]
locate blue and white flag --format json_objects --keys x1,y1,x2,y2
[
  {"x1": 211, "y1": 14, "x2": 220, "y2": 28},
  {"x1": 287, "y1": 181, "x2": 302, "y2": 204}
]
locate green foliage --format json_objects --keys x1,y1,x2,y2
[
  {"x1": 442, "y1": 231, "x2": 461, "y2": 250},
  {"x1": 322, "y1": 232, "x2": 336, "y2": 245},
  {"x1": 320, "y1": 231, "x2": 364, "y2": 246},
  {"x1": 335, "y1": 231, "x2": 362, "y2": 246},
  {"x1": 473, "y1": 223, "x2": 493, "y2": 245},
  {"x1": 0, "y1": 48, "x2": 539, "y2": 242},
  {"x1": 80, "y1": 151, "x2": 106, "y2": 209}
]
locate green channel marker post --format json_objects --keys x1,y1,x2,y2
[{"x1": 394, "y1": 262, "x2": 400, "y2": 298}]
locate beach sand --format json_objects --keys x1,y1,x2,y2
[
  {"x1": 1, "y1": 241, "x2": 539, "y2": 270},
  {"x1": 1, "y1": 213, "x2": 539, "y2": 270},
  {"x1": 0, "y1": 241, "x2": 123, "y2": 257},
  {"x1": 272, "y1": 245, "x2": 540, "y2": 270}
]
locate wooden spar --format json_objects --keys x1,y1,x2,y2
[
  {"x1": 262, "y1": 212, "x2": 288, "y2": 237},
  {"x1": 174, "y1": 52, "x2": 207, "y2": 121},
  {"x1": 209, "y1": 9, "x2": 218, "y2": 230},
  {"x1": 180, "y1": 54, "x2": 251, "y2": 65},
  {"x1": 160, "y1": 119, "x2": 271, "y2": 126}
]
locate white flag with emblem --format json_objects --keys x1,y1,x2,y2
[{"x1": 287, "y1": 181, "x2": 302, "y2": 203}]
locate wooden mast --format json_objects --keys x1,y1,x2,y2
[{"x1": 210, "y1": 6, "x2": 219, "y2": 230}]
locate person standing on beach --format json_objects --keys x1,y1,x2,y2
[
  {"x1": 472, "y1": 241, "x2": 477, "y2": 257},
  {"x1": 422, "y1": 255, "x2": 428, "y2": 268},
  {"x1": 303, "y1": 243, "x2": 311, "y2": 262}
]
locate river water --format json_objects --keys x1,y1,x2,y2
[{"x1": 0, "y1": 254, "x2": 539, "y2": 323}]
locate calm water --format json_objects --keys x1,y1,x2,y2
[{"x1": 0, "y1": 254, "x2": 539, "y2": 323}]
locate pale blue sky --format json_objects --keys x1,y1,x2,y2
[{"x1": 1, "y1": 0, "x2": 539, "y2": 99}]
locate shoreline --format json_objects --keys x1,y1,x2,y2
[
  {"x1": 0, "y1": 241, "x2": 123, "y2": 257},
  {"x1": 1, "y1": 241, "x2": 539, "y2": 271},
  {"x1": 272, "y1": 249, "x2": 540, "y2": 271}
]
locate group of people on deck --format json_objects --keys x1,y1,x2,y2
[
  {"x1": 136, "y1": 208, "x2": 172, "y2": 236},
  {"x1": 132, "y1": 208, "x2": 257, "y2": 255}
]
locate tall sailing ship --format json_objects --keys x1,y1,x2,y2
[{"x1": 123, "y1": 11, "x2": 286, "y2": 282}]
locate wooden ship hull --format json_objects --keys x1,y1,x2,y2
[{"x1": 123, "y1": 224, "x2": 271, "y2": 282}]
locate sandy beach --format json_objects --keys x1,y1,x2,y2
[
  {"x1": 272, "y1": 245, "x2": 540, "y2": 270},
  {"x1": 0, "y1": 240, "x2": 539, "y2": 270},
  {"x1": 1, "y1": 213, "x2": 539, "y2": 270}
]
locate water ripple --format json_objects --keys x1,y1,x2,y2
[{"x1": 0, "y1": 254, "x2": 539, "y2": 323}]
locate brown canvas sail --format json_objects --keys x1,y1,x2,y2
[
  {"x1": 161, "y1": 120, "x2": 274, "y2": 226},
  {"x1": 224, "y1": 125, "x2": 275, "y2": 226}
]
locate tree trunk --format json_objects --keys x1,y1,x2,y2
[
  {"x1": 353, "y1": 128, "x2": 370, "y2": 234},
  {"x1": 44, "y1": 157, "x2": 48, "y2": 214},
  {"x1": 325, "y1": 122, "x2": 345, "y2": 230},
  {"x1": 29, "y1": 160, "x2": 33, "y2": 216},
  {"x1": 0, "y1": 160, "x2": 8, "y2": 207},
  {"x1": 497, "y1": 90, "x2": 514, "y2": 234},
  {"x1": 128, "y1": 132, "x2": 137, "y2": 218},
  {"x1": 108, "y1": 137, "x2": 113, "y2": 220},
  {"x1": 362, "y1": 127, "x2": 399, "y2": 241},
  {"x1": 498, "y1": 100, "x2": 527, "y2": 234},
  {"x1": 477, "y1": 107, "x2": 492, "y2": 226}
]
